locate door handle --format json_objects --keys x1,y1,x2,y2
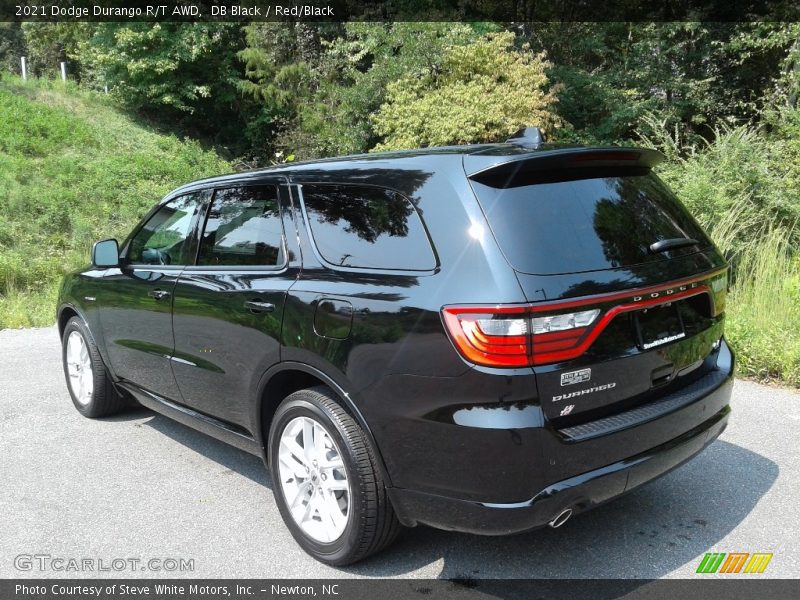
[
  {"x1": 148, "y1": 289, "x2": 171, "y2": 301},
  {"x1": 244, "y1": 299, "x2": 275, "y2": 314}
]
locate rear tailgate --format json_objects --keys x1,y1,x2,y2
[{"x1": 466, "y1": 147, "x2": 728, "y2": 423}]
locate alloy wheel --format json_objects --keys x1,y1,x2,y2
[
  {"x1": 66, "y1": 331, "x2": 93, "y2": 405},
  {"x1": 277, "y1": 416, "x2": 351, "y2": 543}
]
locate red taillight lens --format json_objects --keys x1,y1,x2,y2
[
  {"x1": 530, "y1": 309, "x2": 599, "y2": 364},
  {"x1": 441, "y1": 306, "x2": 530, "y2": 367},
  {"x1": 442, "y1": 274, "x2": 719, "y2": 368},
  {"x1": 441, "y1": 306, "x2": 599, "y2": 367}
]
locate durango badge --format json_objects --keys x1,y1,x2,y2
[{"x1": 553, "y1": 382, "x2": 617, "y2": 402}]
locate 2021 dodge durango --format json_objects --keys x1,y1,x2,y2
[{"x1": 57, "y1": 128, "x2": 734, "y2": 565}]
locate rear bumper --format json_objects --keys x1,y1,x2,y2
[
  {"x1": 387, "y1": 343, "x2": 734, "y2": 535},
  {"x1": 389, "y1": 402, "x2": 729, "y2": 534}
]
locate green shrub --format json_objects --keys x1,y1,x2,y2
[
  {"x1": 645, "y1": 118, "x2": 800, "y2": 252},
  {"x1": 643, "y1": 114, "x2": 800, "y2": 386},
  {"x1": 0, "y1": 76, "x2": 229, "y2": 328}
]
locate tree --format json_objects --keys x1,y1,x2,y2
[
  {"x1": 74, "y1": 23, "x2": 255, "y2": 154},
  {"x1": 79, "y1": 23, "x2": 241, "y2": 112},
  {"x1": 0, "y1": 23, "x2": 25, "y2": 76},
  {"x1": 20, "y1": 23, "x2": 94, "y2": 78},
  {"x1": 520, "y1": 22, "x2": 797, "y2": 145},
  {"x1": 295, "y1": 23, "x2": 478, "y2": 157},
  {"x1": 236, "y1": 22, "x2": 339, "y2": 160},
  {"x1": 371, "y1": 31, "x2": 560, "y2": 150}
]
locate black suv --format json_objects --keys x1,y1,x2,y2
[{"x1": 57, "y1": 129, "x2": 734, "y2": 565}]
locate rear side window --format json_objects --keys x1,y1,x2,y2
[
  {"x1": 198, "y1": 186, "x2": 285, "y2": 267},
  {"x1": 471, "y1": 169, "x2": 713, "y2": 275},
  {"x1": 300, "y1": 184, "x2": 435, "y2": 271}
]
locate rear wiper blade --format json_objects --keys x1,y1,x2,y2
[{"x1": 649, "y1": 238, "x2": 700, "y2": 253}]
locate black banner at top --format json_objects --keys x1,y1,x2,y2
[{"x1": 1, "y1": 0, "x2": 800, "y2": 22}]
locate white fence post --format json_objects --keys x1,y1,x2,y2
[
  {"x1": 60, "y1": 62, "x2": 67, "y2": 83},
  {"x1": 21, "y1": 56, "x2": 27, "y2": 80}
]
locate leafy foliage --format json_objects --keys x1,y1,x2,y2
[
  {"x1": 236, "y1": 22, "x2": 337, "y2": 160},
  {"x1": 0, "y1": 24, "x2": 25, "y2": 75},
  {"x1": 19, "y1": 23, "x2": 94, "y2": 77},
  {"x1": 372, "y1": 32, "x2": 560, "y2": 150},
  {"x1": 295, "y1": 22, "x2": 479, "y2": 157},
  {"x1": 522, "y1": 23, "x2": 796, "y2": 144},
  {"x1": 78, "y1": 23, "x2": 233, "y2": 111}
]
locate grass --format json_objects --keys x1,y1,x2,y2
[
  {"x1": 651, "y1": 117, "x2": 800, "y2": 387},
  {"x1": 724, "y1": 228, "x2": 800, "y2": 386},
  {"x1": 0, "y1": 75, "x2": 230, "y2": 328}
]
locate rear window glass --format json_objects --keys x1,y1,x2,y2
[
  {"x1": 301, "y1": 184, "x2": 436, "y2": 271},
  {"x1": 472, "y1": 169, "x2": 712, "y2": 275}
]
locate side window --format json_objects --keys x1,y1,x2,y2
[
  {"x1": 198, "y1": 186, "x2": 285, "y2": 267},
  {"x1": 127, "y1": 193, "x2": 205, "y2": 266},
  {"x1": 301, "y1": 184, "x2": 436, "y2": 271}
]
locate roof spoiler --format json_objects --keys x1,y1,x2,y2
[
  {"x1": 506, "y1": 127, "x2": 546, "y2": 148},
  {"x1": 466, "y1": 147, "x2": 666, "y2": 186}
]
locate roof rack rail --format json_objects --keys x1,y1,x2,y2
[{"x1": 506, "y1": 127, "x2": 546, "y2": 148}]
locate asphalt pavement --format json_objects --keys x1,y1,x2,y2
[{"x1": 0, "y1": 326, "x2": 797, "y2": 579}]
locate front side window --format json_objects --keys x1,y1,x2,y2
[
  {"x1": 301, "y1": 184, "x2": 436, "y2": 271},
  {"x1": 198, "y1": 186, "x2": 285, "y2": 267},
  {"x1": 127, "y1": 193, "x2": 205, "y2": 266}
]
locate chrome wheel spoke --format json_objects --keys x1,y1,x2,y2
[
  {"x1": 289, "y1": 480, "x2": 312, "y2": 509},
  {"x1": 320, "y1": 457, "x2": 344, "y2": 470},
  {"x1": 278, "y1": 415, "x2": 351, "y2": 543},
  {"x1": 66, "y1": 331, "x2": 93, "y2": 406},
  {"x1": 314, "y1": 423, "x2": 327, "y2": 458},
  {"x1": 279, "y1": 453, "x2": 307, "y2": 480},
  {"x1": 301, "y1": 491, "x2": 317, "y2": 522},
  {"x1": 323, "y1": 479, "x2": 348, "y2": 492},
  {"x1": 302, "y1": 419, "x2": 315, "y2": 462},
  {"x1": 284, "y1": 440, "x2": 309, "y2": 469},
  {"x1": 322, "y1": 490, "x2": 345, "y2": 531}
]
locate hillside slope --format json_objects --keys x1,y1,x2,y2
[{"x1": 0, "y1": 77, "x2": 230, "y2": 328}]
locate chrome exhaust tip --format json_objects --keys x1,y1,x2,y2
[{"x1": 548, "y1": 508, "x2": 573, "y2": 529}]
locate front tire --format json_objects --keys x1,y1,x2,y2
[
  {"x1": 61, "y1": 316, "x2": 125, "y2": 418},
  {"x1": 268, "y1": 386, "x2": 401, "y2": 565}
]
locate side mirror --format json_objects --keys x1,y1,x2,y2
[{"x1": 92, "y1": 238, "x2": 120, "y2": 268}]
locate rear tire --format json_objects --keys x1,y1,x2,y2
[
  {"x1": 268, "y1": 386, "x2": 401, "y2": 565},
  {"x1": 61, "y1": 316, "x2": 126, "y2": 418}
]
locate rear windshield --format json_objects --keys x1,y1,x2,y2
[{"x1": 471, "y1": 168, "x2": 712, "y2": 275}]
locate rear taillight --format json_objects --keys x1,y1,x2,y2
[
  {"x1": 530, "y1": 309, "x2": 599, "y2": 364},
  {"x1": 441, "y1": 306, "x2": 600, "y2": 367},
  {"x1": 441, "y1": 273, "x2": 720, "y2": 368},
  {"x1": 441, "y1": 306, "x2": 530, "y2": 367}
]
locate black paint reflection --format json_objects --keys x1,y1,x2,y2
[
  {"x1": 592, "y1": 175, "x2": 702, "y2": 268},
  {"x1": 128, "y1": 193, "x2": 204, "y2": 266},
  {"x1": 302, "y1": 184, "x2": 436, "y2": 270}
]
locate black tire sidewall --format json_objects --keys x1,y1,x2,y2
[{"x1": 268, "y1": 395, "x2": 366, "y2": 565}]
